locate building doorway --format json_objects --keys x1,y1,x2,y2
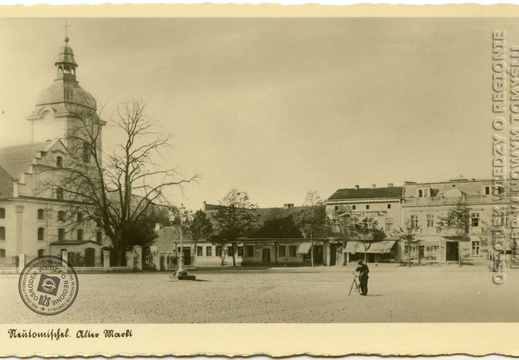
[
  {"x1": 313, "y1": 245, "x2": 323, "y2": 264},
  {"x1": 330, "y1": 244, "x2": 338, "y2": 266},
  {"x1": 446, "y1": 241, "x2": 459, "y2": 261},
  {"x1": 85, "y1": 248, "x2": 95, "y2": 267},
  {"x1": 262, "y1": 248, "x2": 271, "y2": 263},
  {"x1": 183, "y1": 248, "x2": 191, "y2": 266}
]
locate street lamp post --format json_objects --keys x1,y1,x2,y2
[
  {"x1": 170, "y1": 205, "x2": 196, "y2": 281},
  {"x1": 177, "y1": 221, "x2": 186, "y2": 275}
]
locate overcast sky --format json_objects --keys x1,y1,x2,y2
[{"x1": 0, "y1": 17, "x2": 517, "y2": 209}]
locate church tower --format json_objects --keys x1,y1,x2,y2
[{"x1": 25, "y1": 37, "x2": 103, "y2": 150}]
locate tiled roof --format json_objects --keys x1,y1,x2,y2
[
  {"x1": 0, "y1": 142, "x2": 49, "y2": 180},
  {"x1": 0, "y1": 165, "x2": 14, "y2": 198},
  {"x1": 327, "y1": 186, "x2": 404, "y2": 201}
]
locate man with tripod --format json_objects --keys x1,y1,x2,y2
[{"x1": 355, "y1": 259, "x2": 369, "y2": 296}]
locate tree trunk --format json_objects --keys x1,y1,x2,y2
[
  {"x1": 408, "y1": 243, "x2": 411, "y2": 268},
  {"x1": 310, "y1": 235, "x2": 314, "y2": 268},
  {"x1": 232, "y1": 243, "x2": 236, "y2": 267},
  {"x1": 458, "y1": 239, "x2": 462, "y2": 268}
]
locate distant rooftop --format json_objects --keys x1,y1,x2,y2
[{"x1": 327, "y1": 186, "x2": 404, "y2": 201}]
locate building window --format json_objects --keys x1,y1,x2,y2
[
  {"x1": 352, "y1": 205, "x2": 356, "y2": 210},
  {"x1": 58, "y1": 228, "x2": 65, "y2": 241},
  {"x1": 37, "y1": 209, "x2": 45, "y2": 220},
  {"x1": 206, "y1": 246, "x2": 212, "y2": 257},
  {"x1": 0, "y1": 249, "x2": 5, "y2": 264},
  {"x1": 427, "y1": 214, "x2": 435, "y2": 228},
  {"x1": 0, "y1": 227, "x2": 5, "y2": 240},
  {"x1": 485, "y1": 186, "x2": 491, "y2": 195},
  {"x1": 334, "y1": 206, "x2": 339, "y2": 210},
  {"x1": 385, "y1": 218, "x2": 393, "y2": 231},
  {"x1": 96, "y1": 232, "x2": 102, "y2": 243},
  {"x1": 289, "y1": 245, "x2": 296, "y2": 257},
  {"x1": 246, "y1": 245, "x2": 254, "y2": 257},
  {"x1": 418, "y1": 188, "x2": 429, "y2": 198},
  {"x1": 38, "y1": 249, "x2": 44, "y2": 257},
  {"x1": 238, "y1": 246, "x2": 243, "y2": 256},
  {"x1": 471, "y1": 240, "x2": 481, "y2": 256},
  {"x1": 77, "y1": 229, "x2": 83, "y2": 241},
  {"x1": 58, "y1": 211, "x2": 65, "y2": 222},
  {"x1": 197, "y1": 246, "x2": 203, "y2": 256},
  {"x1": 0, "y1": 208, "x2": 5, "y2": 219},
  {"x1": 56, "y1": 156, "x2": 63, "y2": 168},
  {"x1": 410, "y1": 215, "x2": 419, "y2": 228},
  {"x1": 279, "y1": 245, "x2": 286, "y2": 257},
  {"x1": 177, "y1": 247, "x2": 181, "y2": 253},
  {"x1": 387, "y1": 204, "x2": 392, "y2": 209},
  {"x1": 96, "y1": 217, "x2": 102, "y2": 227},
  {"x1": 425, "y1": 245, "x2": 439, "y2": 260},
  {"x1": 227, "y1": 246, "x2": 233, "y2": 256},
  {"x1": 56, "y1": 187, "x2": 64, "y2": 200},
  {"x1": 77, "y1": 212, "x2": 84, "y2": 222},
  {"x1": 216, "y1": 246, "x2": 222, "y2": 257},
  {"x1": 37, "y1": 227, "x2": 45, "y2": 241},
  {"x1": 82, "y1": 142, "x2": 91, "y2": 163},
  {"x1": 366, "y1": 205, "x2": 370, "y2": 210},
  {"x1": 471, "y1": 212, "x2": 480, "y2": 227}
]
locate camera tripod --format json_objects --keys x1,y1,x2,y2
[{"x1": 349, "y1": 273, "x2": 361, "y2": 296}]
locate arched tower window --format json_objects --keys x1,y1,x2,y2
[
  {"x1": 37, "y1": 209, "x2": 45, "y2": 220},
  {"x1": 0, "y1": 227, "x2": 5, "y2": 240},
  {"x1": 56, "y1": 156, "x2": 63, "y2": 168},
  {"x1": 82, "y1": 142, "x2": 91, "y2": 163},
  {"x1": 0, "y1": 208, "x2": 5, "y2": 218},
  {"x1": 58, "y1": 211, "x2": 66, "y2": 222}
]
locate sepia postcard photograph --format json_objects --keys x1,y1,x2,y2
[{"x1": 1, "y1": 6, "x2": 519, "y2": 357}]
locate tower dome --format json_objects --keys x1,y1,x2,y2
[
  {"x1": 26, "y1": 37, "x2": 102, "y2": 144},
  {"x1": 33, "y1": 38, "x2": 96, "y2": 111}
]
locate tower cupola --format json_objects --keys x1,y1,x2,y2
[{"x1": 54, "y1": 37, "x2": 78, "y2": 80}]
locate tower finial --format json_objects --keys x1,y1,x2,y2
[{"x1": 63, "y1": 19, "x2": 71, "y2": 43}]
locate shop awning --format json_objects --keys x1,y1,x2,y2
[
  {"x1": 344, "y1": 241, "x2": 396, "y2": 254},
  {"x1": 296, "y1": 242, "x2": 312, "y2": 254}
]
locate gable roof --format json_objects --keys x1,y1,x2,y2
[
  {"x1": 0, "y1": 142, "x2": 50, "y2": 180},
  {"x1": 0, "y1": 165, "x2": 14, "y2": 198},
  {"x1": 327, "y1": 186, "x2": 404, "y2": 201}
]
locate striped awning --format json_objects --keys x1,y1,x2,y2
[
  {"x1": 296, "y1": 242, "x2": 312, "y2": 254},
  {"x1": 344, "y1": 241, "x2": 396, "y2": 254}
]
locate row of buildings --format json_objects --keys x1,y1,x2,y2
[
  {"x1": 0, "y1": 35, "x2": 507, "y2": 271},
  {"x1": 151, "y1": 177, "x2": 502, "y2": 269}
]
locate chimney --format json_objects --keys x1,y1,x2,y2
[
  {"x1": 355, "y1": 185, "x2": 360, "y2": 190},
  {"x1": 387, "y1": 183, "x2": 393, "y2": 188},
  {"x1": 202, "y1": 201, "x2": 206, "y2": 211},
  {"x1": 154, "y1": 223, "x2": 161, "y2": 234},
  {"x1": 372, "y1": 184, "x2": 376, "y2": 189},
  {"x1": 283, "y1": 203, "x2": 294, "y2": 209}
]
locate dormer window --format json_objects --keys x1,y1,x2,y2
[{"x1": 418, "y1": 188, "x2": 429, "y2": 197}]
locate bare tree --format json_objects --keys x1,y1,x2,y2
[
  {"x1": 395, "y1": 218, "x2": 421, "y2": 267},
  {"x1": 49, "y1": 100, "x2": 196, "y2": 265},
  {"x1": 294, "y1": 191, "x2": 327, "y2": 267},
  {"x1": 437, "y1": 203, "x2": 470, "y2": 267},
  {"x1": 210, "y1": 189, "x2": 259, "y2": 267},
  {"x1": 186, "y1": 210, "x2": 213, "y2": 268}
]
